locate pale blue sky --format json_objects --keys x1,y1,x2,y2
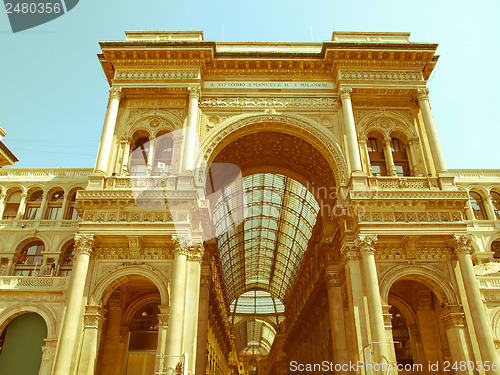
[{"x1": 0, "y1": 0, "x2": 498, "y2": 169}]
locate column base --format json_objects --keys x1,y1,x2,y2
[{"x1": 437, "y1": 172, "x2": 456, "y2": 190}]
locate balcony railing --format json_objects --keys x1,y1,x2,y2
[
  {"x1": 0, "y1": 219, "x2": 79, "y2": 228},
  {"x1": 0, "y1": 276, "x2": 69, "y2": 290},
  {"x1": 477, "y1": 276, "x2": 500, "y2": 289},
  {"x1": 367, "y1": 176, "x2": 436, "y2": 190},
  {"x1": 450, "y1": 169, "x2": 500, "y2": 179}
]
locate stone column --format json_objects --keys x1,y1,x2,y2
[
  {"x1": 77, "y1": 305, "x2": 107, "y2": 375},
  {"x1": 0, "y1": 193, "x2": 6, "y2": 219},
  {"x1": 342, "y1": 245, "x2": 369, "y2": 370},
  {"x1": 196, "y1": 271, "x2": 211, "y2": 375},
  {"x1": 383, "y1": 139, "x2": 397, "y2": 177},
  {"x1": 416, "y1": 88, "x2": 447, "y2": 174},
  {"x1": 183, "y1": 243, "x2": 204, "y2": 374},
  {"x1": 156, "y1": 306, "x2": 170, "y2": 374},
  {"x1": 164, "y1": 236, "x2": 189, "y2": 372},
  {"x1": 358, "y1": 137, "x2": 372, "y2": 175},
  {"x1": 15, "y1": 192, "x2": 27, "y2": 220},
  {"x1": 356, "y1": 235, "x2": 392, "y2": 370},
  {"x1": 53, "y1": 233, "x2": 94, "y2": 375},
  {"x1": 453, "y1": 235, "x2": 499, "y2": 375},
  {"x1": 182, "y1": 85, "x2": 201, "y2": 172},
  {"x1": 339, "y1": 87, "x2": 363, "y2": 173},
  {"x1": 39, "y1": 338, "x2": 57, "y2": 375},
  {"x1": 5, "y1": 258, "x2": 13, "y2": 276},
  {"x1": 484, "y1": 196, "x2": 497, "y2": 221},
  {"x1": 407, "y1": 137, "x2": 421, "y2": 176},
  {"x1": 326, "y1": 268, "x2": 349, "y2": 365},
  {"x1": 94, "y1": 87, "x2": 122, "y2": 174},
  {"x1": 146, "y1": 137, "x2": 156, "y2": 176},
  {"x1": 36, "y1": 192, "x2": 49, "y2": 220},
  {"x1": 119, "y1": 137, "x2": 132, "y2": 176},
  {"x1": 57, "y1": 193, "x2": 69, "y2": 224},
  {"x1": 440, "y1": 305, "x2": 473, "y2": 375}
]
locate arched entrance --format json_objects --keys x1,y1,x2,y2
[
  {"x1": 200, "y1": 118, "x2": 344, "y2": 374},
  {"x1": 0, "y1": 313, "x2": 47, "y2": 374},
  {"x1": 95, "y1": 276, "x2": 162, "y2": 375}
]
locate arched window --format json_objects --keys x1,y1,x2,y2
[
  {"x1": 153, "y1": 132, "x2": 174, "y2": 175},
  {"x1": 491, "y1": 191, "x2": 500, "y2": 220},
  {"x1": 14, "y1": 241, "x2": 44, "y2": 276},
  {"x1": 45, "y1": 190, "x2": 64, "y2": 220},
  {"x1": 130, "y1": 137, "x2": 149, "y2": 176},
  {"x1": 2, "y1": 190, "x2": 21, "y2": 219},
  {"x1": 491, "y1": 241, "x2": 500, "y2": 259},
  {"x1": 58, "y1": 242, "x2": 75, "y2": 277},
  {"x1": 469, "y1": 191, "x2": 487, "y2": 220},
  {"x1": 367, "y1": 137, "x2": 386, "y2": 176},
  {"x1": 24, "y1": 190, "x2": 43, "y2": 220},
  {"x1": 64, "y1": 190, "x2": 80, "y2": 220},
  {"x1": 391, "y1": 137, "x2": 410, "y2": 176}
]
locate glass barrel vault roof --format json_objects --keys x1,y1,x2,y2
[{"x1": 214, "y1": 173, "x2": 320, "y2": 304}]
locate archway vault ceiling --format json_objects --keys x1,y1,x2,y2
[{"x1": 212, "y1": 131, "x2": 336, "y2": 194}]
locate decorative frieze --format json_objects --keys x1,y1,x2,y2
[
  {"x1": 339, "y1": 70, "x2": 422, "y2": 81},
  {"x1": 199, "y1": 96, "x2": 339, "y2": 109},
  {"x1": 114, "y1": 69, "x2": 200, "y2": 80}
]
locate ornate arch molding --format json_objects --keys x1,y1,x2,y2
[
  {"x1": 91, "y1": 265, "x2": 169, "y2": 306},
  {"x1": 490, "y1": 307, "x2": 500, "y2": 342},
  {"x1": 125, "y1": 110, "x2": 183, "y2": 139},
  {"x1": 198, "y1": 113, "x2": 349, "y2": 186},
  {"x1": 121, "y1": 294, "x2": 162, "y2": 327},
  {"x1": 380, "y1": 265, "x2": 459, "y2": 306},
  {"x1": 0, "y1": 304, "x2": 58, "y2": 338},
  {"x1": 357, "y1": 111, "x2": 417, "y2": 140}
]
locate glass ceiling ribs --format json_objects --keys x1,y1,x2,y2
[
  {"x1": 214, "y1": 173, "x2": 320, "y2": 304},
  {"x1": 234, "y1": 319, "x2": 277, "y2": 356}
]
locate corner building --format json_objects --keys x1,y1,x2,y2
[{"x1": 1, "y1": 30, "x2": 500, "y2": 375}]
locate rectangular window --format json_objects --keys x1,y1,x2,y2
[
  {"x1": 47, "y1": 207, "x2": 61, "y2": 220},
  {"x1": 24, "y1": 207, "x2": 39, "y2": 220}
]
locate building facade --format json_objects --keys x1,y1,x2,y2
[{"x1": 0, "y1": 30, "x2": 500, "y2": 375}]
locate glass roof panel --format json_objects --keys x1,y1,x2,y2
[{"x1": 214, "y1": 173, "x2": 319, "y2": 304}]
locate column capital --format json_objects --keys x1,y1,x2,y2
[
  {"x1": 188, "y1": 85, "x2": 201, "y2": 100},
  {"x1": 439, "y1": 305, "x2": 466, "y2": 329},
  {"x1": 158, "y1": 313, "x2": 169, "y2": 328},
  {"x1": 325, "y1": 269, "x2": 343, "y2": 288},
  {"x1": 20, "y1": 192, "x2": 27, "y2": 199},
  {"x1": 120, "y1": 136, "x2": 132, "y2": 144},
  {"x1": 451, "y1": 234, "x2": 473, "y2": 255},
  {"x1": 74, "y1": 233, "x2": 95, "y2": 256},
  {"x1": 408, "y1": 137, "x2": 420, "y2": 146},
  {"x1": 358, "y1": 136, "x2": 368, "y2": 144},
  {"x1": 355, "y1": 234, "x2": 378, "y2": 255},
  {"x1": 109, "y1": 87, "x2": 122, "y2": 100},
  {"x1": 173, "y1": 235, "x2": 204, "y2": 261},
  {"x1": 340, "y1": 245, "x2": 360, "y2": 260},
  {"x1": 339, "y1": 87, "x2": 353, "y2": 101},
  {"x1": 0, "y1": 193, "x2": 5, "y2": 199},
  {"x1": 83, "y1": 305, "x2": 107, "y2": 329},
  {"x1": 415, "y1": 88, "x2": 429, "y2": 101}
]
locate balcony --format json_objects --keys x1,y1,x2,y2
[
  {"x1": 0, "y1": 276, "x2": 69, "y2": 291},
  {"x1": 0, "y1": 168, "x2": 92, "y2": 178},
  {"x1": 0, "y1": 219, "x2": 79, "y2": 229},
  {"x1": 367, "y1": 176, "x2": 438, "y2": 190}
]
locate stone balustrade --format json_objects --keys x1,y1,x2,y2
[
  {"x1": 0, "y1": 276, "x2": 69, "y2": 290},
  {"x1": 0, "y1": 168, "x2": 92, "y2": 178}
]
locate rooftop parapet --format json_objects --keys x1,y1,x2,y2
[
  {"x1": 332, "y1": 31, "x2": 411, "y2": 43},
  {"x1": 124, "y1": 30, "x2": 204, "y2": 41}
]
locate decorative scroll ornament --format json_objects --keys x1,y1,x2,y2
[
  {"x1": 74, "y1": 233, "x2": 95, "y2": 256},
  {"x1": 451, "y1": 234, "x2": 473, "y2": 255},
  {"x1": 440, "y1": 305, "x2": 466, "y2": 329},
  {"x1": 354, "y1": 234, "x2": 378, "y2": 256},
  {"x1": 339, "y1": 87, "x2": 353, "y2": 101},
  {"x1": 158, "y1": 313, "x2": 169, "y2": 328},
  {"x1": 415, "y1": 88, "x2": 429, "y2": 101},
  {"x1": 109, "y1": 87, "x2": 123, "y2": 100},
  {"x1": 83, "y1": 305, "x2": 107, "y2": 329}
]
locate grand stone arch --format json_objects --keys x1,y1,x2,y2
[
  {"x1": 90, "y1": 265, "x2": 170, "y2": 306},
  {"x1": 0, "y1": 304, "x2": 57, "y2": 339},
  {"x1": 379, "y1": 264, "x2": 459, "y2": 306},
  {"x1": 198, "y1": 113, "x2": 349, "y2": 187}
]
